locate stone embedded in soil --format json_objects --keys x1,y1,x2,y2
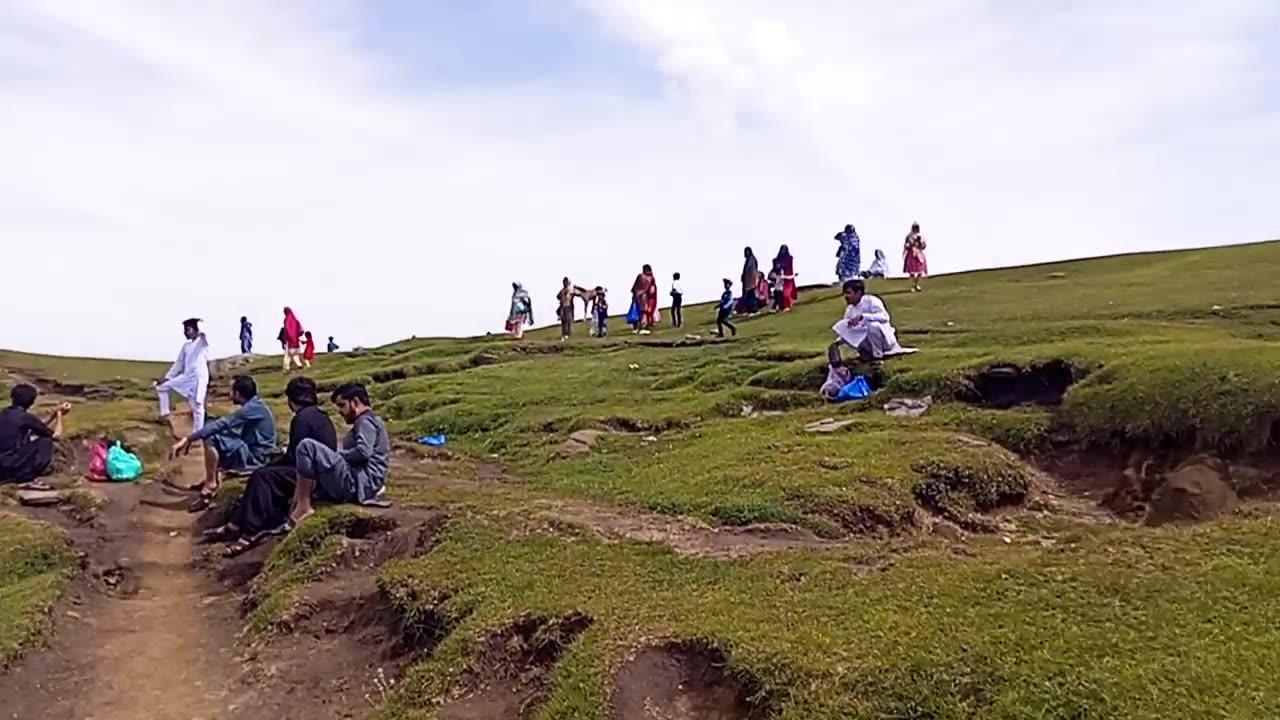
[
  {"x1": 1145, "y1": 456, "x2": 1239, "y2": 526},
  {"x1": 557, "y1": 429, "x2": 608, "y2": 457},
  {"x1": 804, "y1": 418, "x2": 854, "y2": 434}
]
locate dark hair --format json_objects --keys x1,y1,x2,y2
[
  {"x1": 642, "y1": 264, "x2": 652, "y2": 273},
  {"x1": 723, "y1": 278, "x2": 733, "y2": 287},
  {"x1": 911, "y1": 222, "x2": 920, "y2": 232},
  {"x1": 842, "y1": 279, "x2": 866, "y2": 294},
  {"x1": 183, "y1": 318, "x2": 200, "y2": 332},
  {"x1": 331, "y1": 382, "x2": 370, "y2": 407},
  {"x1": 231, "y1": 375, "x2": 257, "y2": 400},
  {"x1": 10, "y1": 383, "x2": 37, "y2": 410},
  {"x1": 285, "y1": 377, "x2": 319, "y2": 407},
  {"x1": 240, "y1": 316, "x2": 247, "y2": 323},
  {"x1": 673, "y1": 272, "x2": 681, "y2": 280}
]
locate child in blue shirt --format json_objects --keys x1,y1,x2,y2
[{"x1": 717, "y1": 279, "x2": 738, "y2": 338}]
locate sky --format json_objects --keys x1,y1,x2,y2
[{"x1": 2, "y1": 0, "x2": 1277, "y2": 360}]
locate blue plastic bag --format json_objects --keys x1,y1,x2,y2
[
  {"x1": 105, "y1": 442, "x2": 143, "y2": 481},
  {"x1": 834, "y1": 375, "x2": 872, "y2": 403},
  {"x1": 418, "y1": 434, "x2": 447, "y2": 447},
  {"x1": 625, "y1": 300, "x2": 641, "y2": 326}
]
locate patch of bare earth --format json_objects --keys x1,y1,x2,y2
[
  {"x1": 434, "y1": 613, "x2": 593, "y2": 719},
  {"x1": 608, "y1": 641, "x2": 773, "y2": 720}
]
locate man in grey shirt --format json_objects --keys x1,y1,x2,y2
[{"x1": 291, "y1": 382, "x2": 390, "y2": 525}]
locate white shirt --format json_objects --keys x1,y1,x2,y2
[
  {"x1": 834, "y1": 295, "x2": 897, "y2": 349},
  {"x1": 671, "y1": 282, "x2": 684, "y2": 296},
  {"x1": 166, "y1": 334, "x2": 210, "y2": 381}
]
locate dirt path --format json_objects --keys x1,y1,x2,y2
[{"x1": 3, "y1": 439, "x2": 255, "y2": 720}]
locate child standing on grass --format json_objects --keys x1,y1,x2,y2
[
  {"x1": 302, "y1": 331, "x2": 316, "y2": 368},
  {"x1": 591, "y1": 287, "x2": 609, "y2": 337},
  {"x1": 903, "y1": 223, "x2": 928, "y2": 292},
  {"x1": 716, "y1": 279, "x2": 738, "y2": 338},
  {"x1": 670, "y1": 273, "x2": 684, "y2": 328},
  {"x1": 768, "y1": 264, "x2": 783, "y2": 311}
]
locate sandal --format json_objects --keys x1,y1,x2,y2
[
  {"x1": 16, "y1": 480, "x2": 54, "y2": 492},
  {"x1": 187, "y1": 488, "x2": 217, "y2": 513},
  {"x1": 222, "y1": 534, "x2": 262, "y2": 558},
  {"x1": 200, "y1": 524, "x2": 239, "y2": 543}
]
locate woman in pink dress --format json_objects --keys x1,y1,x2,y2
[{"x1": 903, "y1": 223, "x2": 929, "y2": 292}]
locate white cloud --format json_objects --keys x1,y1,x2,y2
[{"x1": 1, "y1": 1, "x2": 1276, "y2": 358}]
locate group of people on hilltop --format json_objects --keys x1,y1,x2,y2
[
  {"x1": 504, "y1": 220, "x2": 930, "y2": 340},
  {"x1": 237, "y1": 310, "x2": 340, "y2": 371}
]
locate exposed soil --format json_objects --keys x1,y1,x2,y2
[
  {"x1": 960, "y1": 360, "x2": 1082, "y2": 409},
  {"x1": 608, "y1": 641, "x2": 772, "y2": 720},
  {"x1": 436, "y1": 613, "x2": 593, "y2": 719}
]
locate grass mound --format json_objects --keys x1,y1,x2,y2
[{"x1": 0, "y1": 513, "x2": 77, "y2": 665}]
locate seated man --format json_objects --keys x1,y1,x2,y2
[
  {"x1": 0, "y1": 384, "x2": 71, "y2": 489},
  {"x1": 828, "y1": 278, "x2": 902, "y2": 367},
  {"x1": 203, "y1": 377, "x2": 338, "y2": 556},
  {"x1": 291, "y1": 382, "x2": 390, "y2": 525},
  {"x1": 171, "y1": 375, "x2": 276, "y2": 512}
]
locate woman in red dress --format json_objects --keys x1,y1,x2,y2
[
  {"x1": 631, "y1": 264, "x2": 658, "y2": 334},
  {"x1": 903, "y1": 223, "x2": 929, "y2": 292}
]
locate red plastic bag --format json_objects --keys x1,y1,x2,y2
[{"x1": 85, "y1": 441, "x2": 108, "y2": 481}]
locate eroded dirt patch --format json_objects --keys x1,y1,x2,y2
[
  {"x1": 960, "y1": 360, "x2": 1082, "y2": 409},
  {"x1": 608, "y1": 640, "x2": 772, "y2": 720},
  {"x1": 436, "y1": 613, "x2": 594, "y2": 720}
]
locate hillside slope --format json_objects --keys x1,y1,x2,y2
[{"x1": 4, "y1": 241, "x2": 1280, "y2": 719}]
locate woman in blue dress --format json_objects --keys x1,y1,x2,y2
[{"x1": 834, "y1": 224, "x2": 861, "y2": 282}]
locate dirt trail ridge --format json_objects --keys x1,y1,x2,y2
[{"x1": 3, "y1": 425, "x2": 255, "y2": 720}]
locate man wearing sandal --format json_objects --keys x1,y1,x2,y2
[
  {"x1": 290, "y1": 382, "x2": 390, "y2": 526},
  {"x1": 170, "y1": 375, "x2": 276, "y2": 512},
  {"x1": 203, "y1": 376, "x2": 338, "y2": 556}
]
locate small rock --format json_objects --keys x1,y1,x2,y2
[
  {"x1": 642, "y1": 435, "x2": 658, "y2": 443},
  {"x1": 804, "y1": 418, "x2": 855, "y2": 434},
  {"x1": 1001, "y1": 536, "x2": 1012, "y2": 544},
  {"x1": 1047, "y1": 272, "x2": 1068, "y2": 279},
  {"x1": 65, "y1": 610, "x2": 81, "y2": 619},
  {"x1": 932, "y1": 521, "x2": 965, "y2": 542},
  {"x1": 818, "y1": 457, "x2": 850, "y2": 471}
]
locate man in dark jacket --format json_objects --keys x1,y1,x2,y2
[
  {"x1": 203, "y1": 377, "x2": 337, "y2": 556},
  {"x1": 0, "y1": 384, "x2": 71, "y2": 488}
]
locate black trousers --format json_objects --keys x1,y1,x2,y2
[
  {"x1": 0, "y1": 436, "x2": 53, "y2": 483},
  {"x1": 716, "y1": 309, "x2": 737, "y2": 337},
  {"x1": 234, "y1": 465, "x2": 297, "y2": 535},
  {"x1": 671, "y1": 294, "x2": 683, "y2": 327}
]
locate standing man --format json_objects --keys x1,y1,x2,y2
[
  {"x1": 155, "y1": 318, "x2": 209, "y2": 439},
  {"x1": 239, "y1": 316, "x2": 253, "y2": 355},
  {"x1": 670, "y1": 272, "x2": 684, "y2": 328},
  {"x1": 291, "y1": 383, "x2": 390, "y2": 526},
  {"x1": 0, "y1": 384, "x2": 71, "y2": 488},
  {"x1": 327, "y1": 336, "x2": 339, "y2": 353},
  {"x1": 557, "y1": 277, "x2": 576, "y2": 342}
]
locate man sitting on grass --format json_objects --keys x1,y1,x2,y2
[
  {"x1": 202, "y1": 376, "x2": 338, "y2": 556},
  {"x1": 170, "y1": 375, "x2": 276, "y2": 512},
  {"x1": 0, "y1": 384, "x2": 71, "y2": 490},
  {"x1": 828, "y1": 278, "x2": 902, "y2": 367},
  {"x1": 290, "y1": 382, "x2": 390, "y2": 526}
]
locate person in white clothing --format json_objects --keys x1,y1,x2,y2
[
  {"x1": 155, "y1": 318, "x2": 210, "y2": 439},
  {"x1": 829, "y1": 279, "x2": 900, "y2": 366}
]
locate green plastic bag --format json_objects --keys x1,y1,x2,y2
[{"x1": 106, "y1": 442, "x2": 143, "y2": 481}]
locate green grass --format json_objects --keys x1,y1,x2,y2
[
  {"x1": 8, "y1": 241, "x2": 1280, "y2": 716},
  {"x1": 0, "y1": 513, "x2": 78, "y2": 665}
]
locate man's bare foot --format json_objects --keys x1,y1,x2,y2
[{"x1": 289, "y1": 507, "x2": 315, "y2": 528}]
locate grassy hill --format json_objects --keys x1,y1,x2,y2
[{"x1": 4, "y1": 241, "x2": 1280, "y2": 718}]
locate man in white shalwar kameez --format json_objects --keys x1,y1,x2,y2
[
  {"x1": 829, "y1": 279, "x2": 901, "y2": 366},
  {"x1": 155, "y1": 318, "x2": 210, "y2": 438}
]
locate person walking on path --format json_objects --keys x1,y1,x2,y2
[
  {"x1": 835, "y1": 224, "x2": 862, "y2": 282},
  {"x1": 670, "y1": 273, "x2": 685, "y2": 328},
  {"x1": 156, "y1": 318, "x2": 209, "y2": 439},
  {"x1": 716, "y1": 279, "x2": 738, "y2": 338},
  {"x1": 239, "y1": 316, "x2": 253, "y2": 355},
  {"x1": 507, "y1": 283, "x2": 534, "y2": 339},
  {"x1": 281, "y1": 307, "x2": 305, "y2": 371},
  {"x1": 774, "y1": 245, "x2": 798, "y2": 311},
  {"x1": 903, "y1": 222, "x2": 929, "y2": 292}
]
